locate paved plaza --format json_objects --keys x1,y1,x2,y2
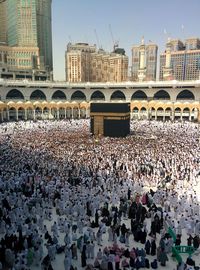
[{"x1": 0, "y1": 119, "x2": 200, "y2": 270}]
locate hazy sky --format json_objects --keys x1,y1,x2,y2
[{"x1": 52, "y1": 0, "x2": 200, "y2": 81}]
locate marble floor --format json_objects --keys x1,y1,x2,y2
[{"x1": 29, "y1": 197, "x2": 200, "y2": 270}]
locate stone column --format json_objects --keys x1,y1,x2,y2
[
  {"x1": 48, "y1": 108, "x2": 50, "y2": 119},
  {"x1": 149, "y1": 108, "x2": 152, "y2": 120},
  {"x1": 33, "y1": 109, "x2": 36, "y2": 120},
  {"x1": 163, "y1": 113, "x2": 165, "y2": 121},
  {"x1": 1, "y1": 110, "x2": 3, "y2": 122},
  {"x1": 78, "y1": 108, "x2": 81, "y2": 119},
  {"x1": 71, "y1": 108, "x2": 74, "y2": 119},
  {"x1": 7, "y1": 108, "x2": 10, "y2": 121},
  {"x1": 64, "y1": 108, "x2": 67, "y2": 119},
  {"x1": 16, "y1": 109, "x2": 18, "y2": 121},
  {"x1": 198, "y1": 109, "x2": 200, "y2": 122},
  {"x1": 57, "y1": 109, "x2": 59, "y2": 120},
  {"x1": 138, "y1": 110, "x2": 141, "y2": 120},
  {"x1": 87, "y1": 108, "x2": 90, "y2": 118},
  {"x1": 172, "y1": 109, "x2": 175, "y2": 121},
  {"x1": 189, "y1": 110, "x2": 192, "y2": 121},
  {"x1": 147, "y1": 108, "x2": 149, "y2": 120},
  {"x1": 155, "y1": 110, "x2": 157, "y2": 121},
  {"x1": 25, "y1": 109, "x2": 27, "y2": 120}
]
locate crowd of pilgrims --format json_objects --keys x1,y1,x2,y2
[{"x1": 0, "y1": 119, "x2": 200, "y2": 270}]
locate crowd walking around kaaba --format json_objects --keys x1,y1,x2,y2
[{"x1": 0, "y1": 119, "x2": 200, "y2": 270}]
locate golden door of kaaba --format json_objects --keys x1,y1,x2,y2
[{"x1": 93, "y1": 116, "x2": 104, "y2": 136}]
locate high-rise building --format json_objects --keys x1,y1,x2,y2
[
  {"x1": 6, "y1": 0, "x2": 37, "y2": 47},
  {"x1": 131, "y1": 40, "x2": 158, "y2": 81},
  {"x1": 0, "y1": 0, "x2": 7, "y2": 44},
  {"x1": 0, "y1": 0, "x2": 53, "y2": 80},
  {"x1": 160, "y1": 37, "x2": 200, "y2": 81},
  {"x1": 65, "y1": 42, "x2": 128, "y2": 83},
  {"x1": 35, "y1": 0, "x2": 53, "y2": 71},
  {"x1": 65, "y1": 43, "x2": 96, "y2": 82}
]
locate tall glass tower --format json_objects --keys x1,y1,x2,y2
[
  {"x1": 0, "y1": 0, "x2": 53, "y2": 72},
  {"x1": 35, "y1": 0, "x2": 53, "y2": 71},
  {"x1": 6, "y1": 0, "x2": 37, "y2": 47},
  {"x1": 0, "y1": 0, "x2": 7, "y2": 44}
]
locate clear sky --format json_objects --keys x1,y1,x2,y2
[{"x1": 52, "y1": 0, "x2": 200, "y2": 81}]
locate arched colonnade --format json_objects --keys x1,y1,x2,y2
[
  {"x1": 0, "y1": 87, "x2": 200, "y2": 122},
  {"x1": 0, "y1": 101, "x2": 90, "y2": 122},
  {"x1": 0, "y1": 100, "x2": 200, "y2": 122}
]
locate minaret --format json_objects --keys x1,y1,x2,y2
[
  {"x1": 138, "y1": 37, "x2": 146, "y2": 82},
  {"x1": 163, "y1": 37, "x2": 173, "y2": 80}
]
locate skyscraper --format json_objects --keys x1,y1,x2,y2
[
  {"x1": 160, "y1": 38, "x2": 200, "y2": 81},
  {"x1": 0, "y1": 0, "x2": 53, "y2": 80},
  {"x1": 0, "y1": 0, "x2": 7, "y2": 44},
  {"x1": 35, "y1": 0, "x2": 53, "y2": 71}
]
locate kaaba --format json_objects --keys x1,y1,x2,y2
[{"x1": 90, "y1": 103, "x2": 130, "y2": 137}]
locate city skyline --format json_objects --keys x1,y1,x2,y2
[{"x1": 52, "y1": 0, "x2": 200, "y2": 81}]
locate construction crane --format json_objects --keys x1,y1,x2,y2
[
  {"x1": 109, "y1": 24, "x2": 119, "y2": 52},
  {"x1": 94, "y1": 29, "x2": 101, "y2": 49},
  {"x1": 68, "y1": 35, "x2": 72, "y2": 43}
]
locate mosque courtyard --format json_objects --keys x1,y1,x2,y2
[{"x1": 0, "y1": 119, "x2": 200, "y2": 270}]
